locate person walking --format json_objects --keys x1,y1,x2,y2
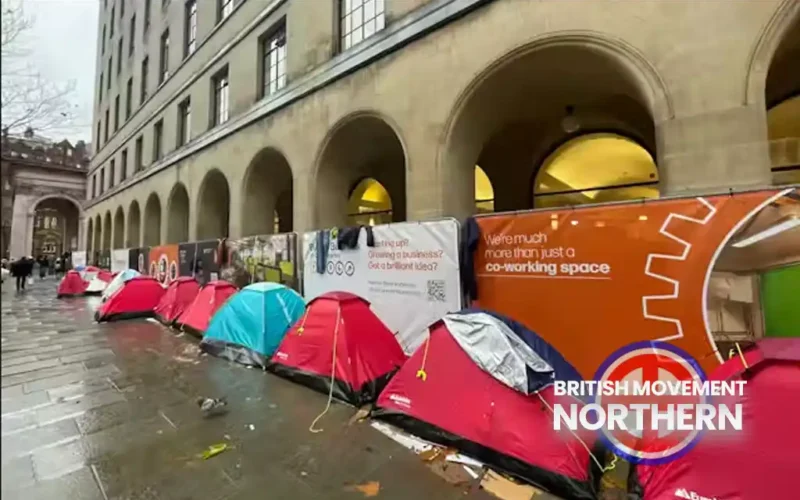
[
  {"x1": 11, "y1": 256, "x2": 33, "y2": 292},
  {"x1": 38, "y1": 255, "x2": 48, "y2": 280}
]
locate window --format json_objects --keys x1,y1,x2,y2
[
  {"x1": 218, "y1": 0, "x2": 233, "y2": 23},
  {"x1": 125, "y1": 77, "x2": 133, "y2": 119},
  {"x1": 211, "y1": 67, "x2": 229, "y2": 126},
  {"x1": 184, "y1": 0, "x2": 197, "y2": 57},
  {"x1": 153, "y1": 119, "x2": 164, "y2": 161},
  {"x1": 340, "y1": 0, "x2": 385, "y2": 51},
  {"x1": 114, "y1": 94, "x2": 120, "y2": 131},
  {"x1": 134, "y1": 136, "x2": 144, "y2": 171},
  {"x1": 101, "y1": 25, "x2": 106, "y2": 53},
  {"x1": 107, "y1": 56, "x2": 112, "y2": 88},
  {"x1": 140, "y1": 56, "x2": 149, "y2": 103},
  {"x1": 96, "y1": 121, "x2": 101, "y2": 145},
  {"x1": 121, "y1": 149, "x2": 128, "y2": 181},
  {"x1": 144, "y1": 0, "x2": 151, "y2": 32},
  {"x1": 117, "y1": 38, "x2": 123, "y2": 73},
  {"x1": 259, "y1": 23, "x2": 287, "y2": 98},
  {"x1": 100, "y1": 168, "x2": 105, "y2": 194},
  {"x1": 98, "y1": 73, "x2": 104, "y2": 104},
  {"x1": 110, "y1": 6, "x2": 115, "y2": 37},
  {"x1": 129, "y1": 14, "x2": 136, "y2": 55},
  {"x1": 159, "y1": 29, "x2": 170, "y2": 83},
  {"x1": 110, "y1": 159, "x2": 116, "y2": 187},
  {"x1": 177, "y1": 97, "x2": 191, "y2": 147},
  {"x1": 120, "y1": 0, "x2": 125, "y2": 17},
  {"x1": 104, "y1": 109, "x2": 110, "y2": 142},
  {"x1": 92, "y1": 175, "x2": 97, "y2": 198}
]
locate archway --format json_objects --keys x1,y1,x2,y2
[
  {"x1": 347, "y1": 178, "x2": 392, "y2": 225},
  {"x1": 102, "y1": 211, "x2": 112, "y2": 250},
  {"x1": 127, "y1": 200, "x2": 141, "y2": 247},
  {"x1": 764, "y1": 14, "x2": 800, "y2": 185},
  {"x1": 86, "y1": 217, "x2": 93, "y2": 253},
  {"x1": 314, "y1": 113, "x2": 406, "y2": 228},
  {"x1": 30, "y1": 196, "x2": 80, "y2": 257},
  {"x1": 166, "y1": 183, "x2": 190, "y2": 243},
  {"x1": 93, "y1": 214, "x2": 101, "y2": 253},
  {"x1": 143, "y1": 193, "x2": 162, "y2": 246},
  {"x1": 241, "y1": 148, "x2": 293, "y2": 236},
  {"x1": 442, "y1": 38, "x2": 659, "y2": 216},
  {"x1": 113, "y1": 207, "x2": 125, "y2": 249},
  {"x1": 196, "y1": 169, "x2": 230, "y2": 239},
  {"x1": 475, "y1": 166, "x2": 494, "y2": 213}
]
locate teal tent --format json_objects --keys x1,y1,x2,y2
[{"x1": 200, "y1": 282, "x2": 306, "y2": 368}]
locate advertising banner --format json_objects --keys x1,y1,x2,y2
[
  {"x1": 177, "y1": 239, "x2": 220, "y2": 285},
  {"x1": 98, "y1": 249, "x2": 111, "y2": 270},
  {"x1": 221, "y1": 234, "x2": 298, "y2": 290},
  {"x1": 71, "y1": 251, "x2": 86, "y2": 269},
  {"x1": 127, "y1": 247, "x2": 150, "y2": 274},
  {"x1": 148, "y1": 244, "x2": 179, "y2": 285},
  {"x1": 111, "y1": 249, "x2": 129, "y2": 272},
  {"x1": 471, "y1": 187, "x2": 800, "y2": 378},
  {"x1": 303, "y1": 219, "x2": 462, "y2": 353}
]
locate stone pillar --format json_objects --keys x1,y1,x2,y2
[
  {"x1": 77, "y1": 215, "x2": 86, "y2": 251},
  {"x1": 9, "y1": 193, "x2": 33, "y2": 258},
  {"x1": 292, "y1": 170, "x2": 315, "y2": 234}
]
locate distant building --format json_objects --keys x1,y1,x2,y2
[{"x1": 1, "y1": 127, "x2": 90, "y2": 258}]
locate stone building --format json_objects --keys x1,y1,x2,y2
[
  {"x1": 83, "y1": 0, "x2": 799, "y2": 251},
  {"x1": 1, "y1": 128, "x2": 90, "y2": 259}
]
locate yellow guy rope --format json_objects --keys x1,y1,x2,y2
[
  {"x1": 309, "y1": 304, "x2": 342, "y2": 433},
  {"x1": 416, "y1": 335, "x2": 431, "y2": 381}
]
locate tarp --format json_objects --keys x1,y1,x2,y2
[
  {"x1": 374, "y1": 314, "x2": 602, "y2": 499},
  {"x1": 154, "y1": 277, "x2": 201, "y2": 325},
  {"x1": 57, "y1": 270, "x2": 88, "y2": 298},
  {"x1": 95, "y1": 276, "x2": 166, "y2": 322},
  {"x1": 201, "y1": 282, "x2": 305, "y2": 368},
  {"x1": 270, "y1": 291, "x2": 407, "y2": 406},
  {"x1": 633, "y1": 339, "x2": 800, "y2": 500},
  {"x1": 102, "y1": 269, "x2": 141, "y2": 302},
  {"x1": 175, "y1": 281, "x2": 237, "y2": 336}
]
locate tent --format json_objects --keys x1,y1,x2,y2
[
  {"x1": 633, "y1": 339, "x2": 800, "y2": 500},
  {"x1": 57, "y1": 270, "x2": 88, "y2": 298},
  {"x1": 270, "y1": 291, "x2": 407, "y2": 406},
  {"x1": 95, "y1": 276, "x2": 166, "y2": 322},
  {"x1": 175, "y1": 280, "x2": 237, "y2": 336},
  {"x1": 201, "y1": 282, "x2": 305, "y2": 368},
  {"x1": 154, "y1": 277, "x2": 201, "y2": 325},
  {"x1": 374, "y1": 309, "x2": 602, "y2": 500},
  {"x1": 83, "y1": 268, "x2": 113, "y2": 295},
  {"x1": 102, "y1": 269, "x2": 141, "y2": 301}
]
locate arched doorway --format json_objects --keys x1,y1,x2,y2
[
  {"x1": 30, "y1": 197, "x2": 81, "y2": 257},
  {"x1": 315, "y1": 113, "x2": 406, "y2": 228},
  {"x1": 765, "y1": 14, "x2": 800, "y2": 185},
  {"x1": 166, "y1": 183, "x2": 190, "y2": 243},
  {"x1": 196, "y1": 169, "x2": 230, "y2": 239},
  {"x1": 86, "y1": 218, "x2": 93, "y2": 253},
  {"x1": 143, "y1": 193, "x2": 161, "y2": 246},
  {"x1": 532, "y1": 133, "x2": 658, "y2": 208},
  {"x1": 113, "y1": 207, "x2": 125, "y2": 248},
  {"x1": 347, "y1": 178, "x2": 392, "y2": 226},
  {"x1": 127, "y1": 200, "x2": 141, "y2": 247},
  {"x1": 442, "y1": 40, "x2": 658, "y2": 216},
  {"x1": 241, "y1": 148, "x2": 293, "y2": 236},
  {"x1": 102, "y1": 211, "x2": 112, "y2": 250},
  {"x1": 475, "y1": 166, "x2": 495, "y2": 213}
]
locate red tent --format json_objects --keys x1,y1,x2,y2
[
  {"x1": 57, "y1": 270, "x2": 88, "y2": 298},
  {"x1": 270, "y1": 291, "x2": 407, "y2": 406},
  {"x1": 95, "y1": 276, "x2": 166, "y2": 322},
  {"x1": 154, "y1": 276, "x2": 201, "y2": 326},
  {"x1": 175, "y1": 280, "x2": 236, "y2": 336},
  {"x1": 374, "y1": 319, "x2": 602, "y2": 500},
  {"x1": 97, "y1": 270, "x2": 114, "y2": 283},
  {"x1": 634, "y1": 339, "x2": 800, "y2": 500}
]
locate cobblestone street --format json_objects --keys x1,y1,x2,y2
[{"x1": 1, "y1": 279, "x2": 489, "y2": 499}]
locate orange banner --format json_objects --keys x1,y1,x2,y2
[
  {"x1": 474, "y1": 188, "x2": 799, "y2": 378},
  {"x1": 148, "y1": 244, "x2": 179, "y2": 286}
]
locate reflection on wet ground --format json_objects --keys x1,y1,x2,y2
[{"x1": 2, "y1": 280, "x2": 489, "y2": 499}]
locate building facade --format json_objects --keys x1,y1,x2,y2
[
  {"x1": 1, "y1": 128, "x2": 90, "y2": 259},
  {"x1": 83, "y1": 0, "x2": 800, "y2": 252}
]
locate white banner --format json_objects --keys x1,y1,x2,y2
[
  {"x1": 303, "y1": 219, "x2": 462, "y2": 353},
  {"x1": 111, "y1": 249, "x2": 129, "y2": 273},
  {"x1": 71, "y1": 251, "x2": 86, "y2": 268}
]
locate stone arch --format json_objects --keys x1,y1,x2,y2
[
  {"x1": 93, "y1": 214, "x2": 102, "y2": 253},
  {"x1": 439, "y1": 31, "x2": 665, "y2": 216},
  {"x1": 196, "y1": 169, "x2": 230, "y2": 239},
  {"x1": 166, "y1": 182, "x2": 190, "y2": 243},
  {"x1": 347, "y1": 178, "x2": 393, "y2": 225},
  {"x1": 241, "y1": 147, "x2": 293, "y2": 236},
  {"x1": 313, "y1": 111, "x2": 407, "y2": 228},
  {"x1": 27, "y1": 194, "x2": 83, "y2": 257},
  {"x1": 143, "y1": 193, "x2": 162, "y2": 246},
  {"x1": 86, "y1": 217, "x2": 93, "y2": 253},
  {"x1": 475, "y1": 165, "x2": 495, "y2": 213},
  {"x1": 113, "y1": 206, "x2": 125, "y2": 249},
  {"x1": 102, "y1": 211, "x2": 112, "y2": 250},
  {"x1": 127, "y1": 200, "x2": 141, "y2": 247}
]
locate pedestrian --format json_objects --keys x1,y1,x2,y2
[
  {"x1": 38, "y1": 255, "x2": 48, "y2": 280},
  {"x1": 11, "y1": 256, "x2": 33, "y2": 292},
  {"x1": 54, "y1": 257, "x2": 63, "y2": 278}
]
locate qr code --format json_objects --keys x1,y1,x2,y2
[{"x1": 427, "y1": 279, "x2": 446, "y2": 302}]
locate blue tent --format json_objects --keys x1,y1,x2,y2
[{"x1": 200, "y1": 282, "x2": 306, "y2": 368}]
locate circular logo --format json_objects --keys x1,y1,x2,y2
[
  {"x1": 149, "y1": 260, "x2": 157, "y2": 277},
  {"x1": 169, "y1": 261, "x2": 178, "y2": 282},
  {"x1": 344, "y1": 261, "x2": 355, "y2": 276},
  {"x1": 157, "y1": 255, "x2": 168, "y2": 284},
  {"x1": 335, "y1": 261, "x2": 344, "y2": 275},
  {"x1": 326, "y1": 261, "x2": 335, "y2": 275},
  {"x1": 593, "y1": 341, "x2": 707, "y2": 465}
]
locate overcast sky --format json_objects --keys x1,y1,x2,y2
[{"x1": 25, "y1": 0, "x2": 98, "y2": 143}]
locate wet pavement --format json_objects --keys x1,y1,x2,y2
[{"x1": 2, "y1": 279, "x2": 491, "y2": 499}]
